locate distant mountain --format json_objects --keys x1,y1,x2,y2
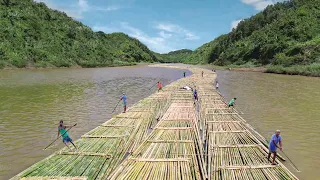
[
  {"x1": 155, "y1": 49, "x2": 193, "y2": 63},
  {"x1": 185, "y1": 0, "x2": 320, "y2": 70},
  {"x1": 0, "y1": 0, "x2": 157, "y2": 68}
]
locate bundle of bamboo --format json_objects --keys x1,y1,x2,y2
[
  {"x1": 151, "y1": 64, "x2": 297, "y2": 180},
  {"x1": 14, "y1": 87, "x2": 172, "y2": 180},
  {"x1": 14, "y1": 65, "x2": 298, "y2": 180},
  {"x1": 109, "y1": 89, "x2": 205, "y2": 180}
]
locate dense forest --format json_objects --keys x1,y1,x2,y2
[
  {"x1": 154, "y1": 49, "x2": 193, "y2": 63},
  {"x1": 183, "y1": 0, "x2": 320, "y2": 76},
  {"x1": 1, "y1": 0, "x2": 319, "y2": 76},
  {"x1": 0, "y1": 0, "x2": 157, "y2": 68}
]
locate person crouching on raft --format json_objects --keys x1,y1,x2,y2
[
  {"x1": 268, "y1": 130, "x2": 283, "y2": 165},
  {"x1": 58, "y1": 120, "x2": 77, "y2": 151},
  {"x1": 157, "y1": 81, "x2": 163, "y2": 92},
  {"x1": 228, "y1": 97, "x2": 236, "y2": 108},
  {"x1": 180, "y1": 86, "x2": 193, "y2": 91},
  {"x1": 120, "y1": 93, "x2": 127, "y2": 113}
]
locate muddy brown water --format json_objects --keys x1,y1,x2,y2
[
  {"x1": 216, "y1": 70, "x2": 320, "y2": 179},
  {"x1": 0, "y1": 65, "x2": 190, "y2": 179}
]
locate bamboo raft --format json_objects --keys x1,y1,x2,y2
[{"x1": 13, "y1": 65, "x2": 298, "y2": 180}]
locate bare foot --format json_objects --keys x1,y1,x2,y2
[{"x1": 272, "y1": 163, "x2": 277, "y2": 165}]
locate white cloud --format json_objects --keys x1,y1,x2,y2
[
  {"x1": 34, "y1": 0, "x2": 121, "y2": 19},
  {"x1": 120, "y1": 23, "x2": 173, "y2": 53},
  {"x1": 155, "y1": 23, "x2": 199, "y2": 40},
  {"x1": 93, "y1": 22, "x2": 198, "y2": 53},
  {"x1": 241, "y1": 0, "x2": 284, "y2": 10},
  {"x1": 231, "y1": 19, "x2": 242, "y2": 30},
  {"x1": 159, "y1": 31, "x2": 172, "y2": 39}
]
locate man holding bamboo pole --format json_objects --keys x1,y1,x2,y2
[
  {"x1": 268, "y1": 130, "x2": 283, "y2": 165},
  {"x1": 120, "y1": 93, "x2": 127, "y2": 113},
  {"x1": 157, "y1": 81, "x2": 163, "y2": 92},
  {"x1": 58, "y1": 120, "x2": 77, "y2": 151}
]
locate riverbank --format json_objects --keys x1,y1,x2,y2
[
  {"x1": 201, "y1": 64, "x2": 320, "y2": 77},
  {"x1": 0, "y1": 61, "x2": 138, "y2": 70},
  {"x1": 0, "y1": 62, "x2": 160, "y2": 70}
]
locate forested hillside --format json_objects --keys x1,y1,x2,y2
[
  {"x1": 0, "y1": 0, "x2": 157, "y2": 68},
  {"x1": 185, "y1": 0, "x2": 320, "y2": 75},
  {"x1": 154, "y1": 49, "x2": 193, "y2": 63}
]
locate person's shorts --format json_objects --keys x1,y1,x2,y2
[
  {"x1": 269, "y1": 149, "x2": 277, "y2": 153},
  {"x1": 63, "y1": 136, "x2": 72, "y2": 143},
  {"x1": 158, "y1": 87, "x2": 162, "y2": 90},
  {"x1": 228, "y1": 104, "x2": 233, "y2": 107},
  {"x1": 123, "y1": 101, "x2": 127, "y2": 105}
]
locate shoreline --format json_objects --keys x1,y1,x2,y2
[
  {"x1": 0, "y1": 62, "x2": 157, "y2": 71},
  {"x1": 2, "y1": 62, "x2": 319, "y2": 77},
  {"x1": 200, "y1": 64, "x2": 320, "y2": 77}
]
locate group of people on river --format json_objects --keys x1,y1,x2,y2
[{"x1": 57, "y1": 69, "x2": 284, "y2": 165}]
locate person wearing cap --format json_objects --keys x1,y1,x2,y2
[
  {"x1": 268, "y1": 130, "x2": 283, "y2": 165},
  {"x1": 58, "y1": 120, "x2": 77, "y2": 151},
  {"x1": 120, "y1": 93, "x2": 127, "y2": 113}
]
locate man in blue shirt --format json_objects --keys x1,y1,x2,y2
[
  {"x1": 268, "y1": 130, "x2": 283, "y2": 165},
  {"x1": 120, "y1": 93, "x2": 127, "y2": 113},
  {"x1": 193, "y1": 88, "x2": 198, "y2": 101}
]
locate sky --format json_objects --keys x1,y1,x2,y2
[{"x1": 34, "y1": 0, "x2": 285, "y2": 53}]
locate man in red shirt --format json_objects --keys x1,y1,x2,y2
[{"x1": 157, "y1": 81, "x2": 163, "y2": 92}]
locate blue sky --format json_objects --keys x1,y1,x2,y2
[{"x1": 35, "y1": 0, "x2": 284, "y2": 53}]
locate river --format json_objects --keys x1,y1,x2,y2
[
  {"x1": 216, "y1": 70, "x2": 320, "y2": 179},
  {"x1": 0, "y1": 65, "x2": 189, "y2": 179}
]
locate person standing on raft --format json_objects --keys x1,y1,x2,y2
[
  {"x1": 201, "y1": 71, "x2": 204, "y2": 77},
  {"x1": 268, "y1": 130, "x2": 283, "y2": 165},
  {"x1": 193, "y1": 88, "x2": 198, "y2": 101},
  {"x1": 228, "y1": 97, "x2": 236, "y2": 108},
  {"x1": 183, "y1": 72, "x2": 186, "y2": 77},
  {"x1": 120, "y1": 93, "x2": 127, "y2": 113},
  {"x1": 215, "y1": 81, "x2": 219, "y2": 90},
  {"x1": 58, "y1": 120, "x2": 77, "y2": 151},
  {"x1": 157, "y1": 81, "x2": 163, "y2": 92}
]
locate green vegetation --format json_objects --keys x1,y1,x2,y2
[
  {"x1": 183, "y1": 0, "x2": 320, "y2": 76},
  {"x1": 266, "y1": 63, "x2": 320, "y2": 76},
  {"x1": 0, "y1": 0, "x2": 157, "y2": 68},
  {"x1": 153, "y1": 49, "x2": 193, "y2": 63}
]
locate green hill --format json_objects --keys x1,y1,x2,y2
[
  {"x1": 185, "y1": 0, "x2": 320, "y2": 76},
  {"x1": 0, "y1": 0, "x2": 157, "y2": 68},
  {"x1": 155, "y1": 49, "x2": 193, "y2": 63}
]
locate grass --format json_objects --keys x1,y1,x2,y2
[{"x1": 266, "y1": 63, "x2": 320, "y2": 77}]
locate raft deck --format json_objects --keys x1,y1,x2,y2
[{"x1": 13, "y1": 65, "x2": 298, "y2": 180}]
